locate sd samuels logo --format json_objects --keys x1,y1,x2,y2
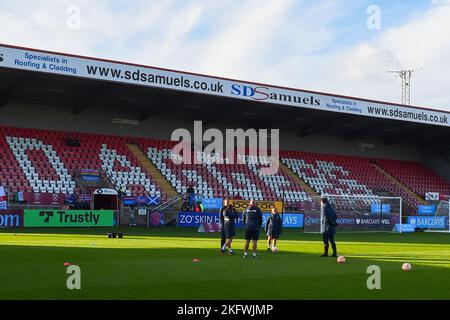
[
  {"x1": 0, "y1": 53, "x2": 4, "y2": 62},
  {"x1": 231, "y1": 84, "x2": 321, "y2": 106}
]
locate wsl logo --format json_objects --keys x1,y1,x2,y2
[{"x1": 0, "y1": 53, "x2": 4, "y2": 62}]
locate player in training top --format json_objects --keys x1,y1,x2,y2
[
  {"x1": 320, "y1": 197, "x2": 338, "y2": 257},
  {"x1": 265, "y1": 206, "x2": 283, "y2": 252},
  {"x1": 243, "y1": 199, "x2": 263, "y2": 259},
  {"x1": 219, "y1": 198, "x2": 240, "y2": 255}
]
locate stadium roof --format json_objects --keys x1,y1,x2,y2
[{"x1": 1, "y1": 43, "x2": 450, "y2": 160}]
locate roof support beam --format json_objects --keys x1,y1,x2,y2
[
  {"x1": 382, "y1": 123, "x2": 422, "y2": 145},
  {"x1": 71, "y1": 84, "x2": 113, "y2": 114},
  {"x1": 343, "y1": 121, "x2": 394, "y2": 141},
  {"x1": 138, "y1": 92, "x2": 187, "y2": 121},
  {"x1": 0, "y1": 92, "x2": 10, "y2": 107},
  {"x1": 297, "y1": 116, "x2": 335, "y2": 137}
]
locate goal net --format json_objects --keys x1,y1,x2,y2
[
  {"x1": 425, "y1": 200, "x2": 450, "y2": 233},
  {"x1": 303, "y1": 195, "x2": 402, "y2": 233}
]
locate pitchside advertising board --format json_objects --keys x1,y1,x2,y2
[
  {"x1": 23, "y1": 210, "x2": 116, "y2": 227},
  {"x1": 177, "y1": 212, "x2": 303, "y2": 228},
  {"x1": 0, "y1": 210, "x2": 23, "y2": 228},
  {"x1": 408, "y1": 216, "x2": 449, "y2": 229},
  {"x1": 1, "y1": 43, "x2": 449, "y2": 128},
  {"x1": 229, "y1": 200, "x2": 284, "y2": 213},
  {"x1": 303, "y1": 214, "x2": 398, "y2": 230}
]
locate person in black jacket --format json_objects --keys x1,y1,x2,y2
[
  {"x1": 320, "y1": 197, "x2": 338, "y2": 257},
  {"x1": 219, "y1": 199, "x2": 227, "y2": 251},
  {"x1": 219, "y1": 198, "x2": 240, "y2": 254},
  {"x1": 186, "y1": 184, "x2": 195, "y2": 207},
  {"x1": 243, "y1": 199, "x2": 263, "y2": 259},
  {"x1": 265, "y1": 206, "x2": 283, "y2": 252}
]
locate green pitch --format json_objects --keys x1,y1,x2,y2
[{"x1": 0, "y1": 228, "x2": 449, "y2": 300}]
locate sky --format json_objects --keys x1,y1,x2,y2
[{"x1": 0, "y1": 0, "x2": 449, "y2": 110}]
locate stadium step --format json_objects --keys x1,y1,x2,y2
[
  {"x1": 371, "y1": 162, "x2": 426, "y2": 205},
  {"x1": 126, "y1": 143, "x2": 179, "y2": 198},
  {"x1": 278, "y1": 161, "x2": 320, "y2": 198}
]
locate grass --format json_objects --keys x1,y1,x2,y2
[{"x1": 0, "y1": 227, "x2": 449, "y2": 300}]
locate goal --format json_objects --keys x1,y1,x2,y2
[
  {"x1": 303, "y1": 194, "x2": 402, "y2": 233},
  {"x1": 425, "y1": 200, "x2": 450, "y2": 233}
]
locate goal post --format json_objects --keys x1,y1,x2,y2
[
  {"x1": 302, "y1": 194, "x2": 402, "y2": 233},
  {"x1": 424, "y1": 200, "x2": 450, "y2": 233}
]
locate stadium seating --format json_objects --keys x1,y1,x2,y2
[
  {"x1": 1, "y1": 125, "x2": 450, "y2": 209},
  {"x1": 376, "y1": 159, "x2": 450, "y2": 198},
  {"x1": 280, "y1": 151, "x2": 431, "y2": 208},
  {"x1": 99, "y1": 144, "x2": 159, "y2": 198},
  {"x1": 0, "y1": 127, "x2": 163, "y2": 199},
  {"x1": 6, "y1": 136, "x2": 76, "y2": 194},
  {"x1": 137, "y1": 139, "x2": 312, "y2": 204}
]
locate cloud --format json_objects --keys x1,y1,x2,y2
[
  {"x1": 318, "y1": 1, "x2": 450, "y2": 109},
  {"x1": 0, "y1": 0, "x2": 449, "y2": 110}
]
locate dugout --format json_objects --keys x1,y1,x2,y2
[{"x1": 93, "y1": 188, "x2": 119, "y2": 211}]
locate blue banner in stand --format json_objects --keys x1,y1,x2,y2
[
  {"x1": 417, "y1": 205, "x2": 437, "y2": 215},
  {"x1": 201, "y1": 198, "x2": 223, "y2": 210},
  {"x1": 123, "y1": 197, "x2": 137, "y2": 205},
  {"x1": 370, "y1": 204, "x2": 391, "y2": 214},
  {"x1": 177, "y1": 212, "x2": 304, "y2": 228},
  {"x1": 123, "y1": 196, "x2": 159, "y2": 206},
  {"x1": 136, "y1": 196, "x2": 160, "y2": 205}
]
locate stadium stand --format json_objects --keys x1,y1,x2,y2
[
  {"x1": 376, "y1": 159, "x2": 450, "y2": 199},
  {"x1": 6, "y1": 135, "x2": 76, "y2": 195},
  {"x1": 0, "y1": 126, "x2": 163, "y2": 199},
  {"x1": 138, "y1": 139, "x2": 312, "y2": 203},
  {"x1": 280, "y1": 151, "x2": 432, "y2": 209},
  {"x1": 1, "y1": 125, "x2": 450, "y2": 211}
]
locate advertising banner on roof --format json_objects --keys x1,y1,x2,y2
[{"x1": 1, "y1": 44, "x2": 449, "y2": 127}]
